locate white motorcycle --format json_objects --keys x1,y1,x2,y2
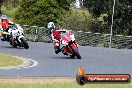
[{"x1": 8, "y1": 24, "x2": 29, "y2": 49}]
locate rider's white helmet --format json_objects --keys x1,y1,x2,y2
[{"x1": 47, "y1": 22, "x2": 55, "y2": 30}]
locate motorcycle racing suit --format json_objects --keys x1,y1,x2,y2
[{"x1": 51, "y1": 28, "x2": 62, "y2": 54}]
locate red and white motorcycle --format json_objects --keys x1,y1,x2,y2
[{"x1": 59, "y1": 29, "x2": 81, "y2": 59}]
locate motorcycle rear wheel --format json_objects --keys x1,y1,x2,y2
[
  {"x1": 9, "y1": 40, "x2": 17, "y2": 48},
  {"x1": 70, "y1": 54, "x2": 75, "y2": 58},
  {"x1": 10, "y1": 43, "x2": 17, "y2": 48}
]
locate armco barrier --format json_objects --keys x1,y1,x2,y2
[{"x1": 21, "y1": 25, "x2": 132, "y2": 49}]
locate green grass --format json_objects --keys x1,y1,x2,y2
[
  {"x1": 0, "y1": 82, "x2": 131, "y2": 88},
  {"x1": 0, "y1": 54, "x2": 23, "y2": 67}
]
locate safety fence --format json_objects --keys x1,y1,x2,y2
[{"x1": 21, "y1": 25, "x2": 132, "y2": 49}]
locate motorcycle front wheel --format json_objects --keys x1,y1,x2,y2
[
  {"x1": 20, "y1": 37, "x2": 29, "y2": 49},
  {"x1": 71, "y1": 46, "x2": 81, "y2": 59}
]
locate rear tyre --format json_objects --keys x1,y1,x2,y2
[
  {"x1": 20, "y1": 37, "x2": 29, "y2": 49},
  {"x1": 10, "y1": 42, "x2": 17, "y2": 48},
  {"x1": 9, "y1": 39, "x2": 17, "y2": 48},
  {"x1": 71, "y1": 46, "x2": 81, "y2": 59}
]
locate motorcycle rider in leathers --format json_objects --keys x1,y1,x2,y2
[
  {"x1": 0, "y1": 15, "x2": 10, "y2": 41},
  {"x1": 47, "y1": 22, "x2": 62, "y2": 54},
  {"x1": 47, "y1": 22, "x2": 78, "y2": 54}
]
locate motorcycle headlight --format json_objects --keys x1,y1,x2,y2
[{"x1": 70, "y1": 34, "x2": 75, "y2": 41}]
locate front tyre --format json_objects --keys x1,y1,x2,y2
[
  {"x1": 71, "y1": 46, "x2": 81, "y2": 59},
  {"x1": 20, "y1": 37, "x2": 29, "y2": 49}
]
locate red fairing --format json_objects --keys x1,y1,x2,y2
[
  {"x1": 63, "y1": 46, "x2": 70, "y2": 52},
  {"x1": 70, "y1": 43, "x2": 77, "y2": 49},
  {"x1": 62, "y1": 35, "x2": 71, "y2": 42},
  {"x1": 73, "y1": 41, "x2": 79, "y2": 48},
  {"x1": 62, "y1": 31, "x2": 78, "y2": 53},
  {"x1": 63, "y1": 43, "x2": 77, "y2": 53},
  {"x1": 62, "y1": 32, "x2": 72, "y2": 42},
  {"x1": 68, "y1": 32, "x2": 71, "y2": 38},
  {"x1": 63, "y1": 42, "x2": 78, "y2": 53}
]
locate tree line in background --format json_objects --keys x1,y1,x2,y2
[
  {"x1": 83, "y1": 0, "x2": 132, "y2": 35},
  {"x1": 15, "y1": 0, "x2": 72, "y2": 27},
  {"x1": 0, "y1": 0, "x2": 19, "y2": 14},
  {"x1": 0, "y1": 0, "x2": 131, "y2": 35}
]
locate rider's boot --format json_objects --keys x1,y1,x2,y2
[
  {"x1": 1, "y1": 37, "x2": 6, "y2": 41},
  {"x1": 54, "y1": 46, "x2": 61, "y2": 54},
  {"x1": 6, "y1": 35, "x2": 10, "y2": 42}
]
